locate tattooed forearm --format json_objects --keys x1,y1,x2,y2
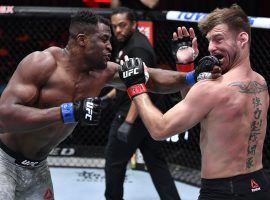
[{"x1": 229, "y1": 81, "x2": 268, "y2": 94}]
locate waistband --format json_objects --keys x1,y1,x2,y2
[
  {"x1": 201, "y1": 169, "x2": 270, "y2": 194},
  {"x1": 0, "y1": 139, "x2": 46, "y2": 168}
]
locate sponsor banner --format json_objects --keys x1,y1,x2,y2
[
  {"x1": 0, "y1": 6, "x2": 14, "y2": 14},
  {"x1": 94, "y1": 0, "x2": 111, "y2": 3},
  {"x1": 137, "y1": 21, "x2": 154, "y2": 46},
  {"x1": 166, "y1": 11, "x2": 270, "y2": 29},
  {"x1": 50, "y1": 147, "x2": 76, "y2": 156},
  {"x1": 49, "y1": 146, "x2": 104, "y2": 157}
]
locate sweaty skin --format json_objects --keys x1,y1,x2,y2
[
  {"x1": 0, "y1": 21, "x2": 194, "y2": 161},
  {"x1": 0, "y1": 47, "x2": 119, "y2": 160},
  {"x1": 199, "y1": 68, "x2": 268, "y2": 178},
  {"x1": 0, "y1": 22, "x2": 118, "y2": 160},
  {"x1": 134, "y1": 60, "x2": 268, "y2": 179},
  {"x1": 131, "y1": 24, "x2": 269, "y2": 179}
]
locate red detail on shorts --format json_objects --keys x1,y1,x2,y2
[
  {"x1": 44, "y1": 188, "x2": 53, "y2": 200},
  {"x1": 176, "y1": 63, "x2": 194, "y2": 72},
  {"x1": 251, "y1": 179, "x2": 260, "y2": 189},
  {"x1": 127, "y1": 84, "x2": 147, "y2": 99}
]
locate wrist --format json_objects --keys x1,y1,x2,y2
[
  {"x1": 127, "y1": 84, "x2": 147, "y2": 99},
  {"x1": 176, "y1": 62, "x2": 194, "y2": 72},
  {"x1": 185, "y1": 70, "x2": 196, "y2": 86},
  {"x1": 60, "y1": 103, "x2": 76, "y2": 124}
]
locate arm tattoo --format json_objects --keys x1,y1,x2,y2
[{"x1": 229, "y1": 81, "x2": 268, "y2": 94}]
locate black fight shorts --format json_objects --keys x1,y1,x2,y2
[{"x1": 198, "y1": 169, "x2": 270, "y2": 200}]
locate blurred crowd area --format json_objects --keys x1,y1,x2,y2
[{"x1": 1, "y1": 0, "x2": 270, "y2": 17}]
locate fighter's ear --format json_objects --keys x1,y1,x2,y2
[
  {"x1": 76, "y1": 34, "x2": 86, "y2": 46},
  {"x1": 238, "y1": 32, "x2": 249, "y2": 48},
  {"x1": 132, "y1": 20, "x2": 137, "y2": 31}
]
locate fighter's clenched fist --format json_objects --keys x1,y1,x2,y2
[
  {"x1": 119, "y1": 56, "x2": 149, "y2": 99},
  {"x1": 186, "y1": 55, "x2": 221, "y2": 85},
  {"x1": 61, "y1": 97, "x2": 101, "y2": 126}
]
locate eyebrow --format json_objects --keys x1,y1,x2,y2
[
  {"x1": 206, "y1": 33, "x2": 223, "y2": 40},
  {"x1": 112, "y1": 21, "x2": 126, "y2": 26},
  {"x1": 100, "y1": 31, "x2": 111, "y2": 38}
]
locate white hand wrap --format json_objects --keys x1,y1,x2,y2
[{"x1": 197, "y1": 72, "x2": 212, "y2": 82}]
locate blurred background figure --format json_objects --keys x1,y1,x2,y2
[{"x1": 102, "y1": 7, "x2": 181, "y2": 200}]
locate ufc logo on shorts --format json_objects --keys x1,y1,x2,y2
[
  {"x1": 123, "y1": 68, "x2": 139, "y2": 78},
  {"x1": 21, "y1": 160, "x2": 39, "y2": 167},
  {"x1": 85, "y1": 101, "x2": 94, "y2": 121}
]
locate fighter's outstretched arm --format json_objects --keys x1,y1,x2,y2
[
  {"x1": 146, "y1": 67, "x2": 190, "y2": 93},
  {"x1": 106, "y1": 61, "x2": 194, "y2": 93},
  {"x1": 118, "y1": 55, "x2": 221, "y2": 140},
  {"x1": 0, "y1": 51, "x2": 62, "y2": 133},
  {"x1": 132, "y1": 81, "x2": 215, "y2": 140}
]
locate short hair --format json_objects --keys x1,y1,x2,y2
[
  {"x1": 69, "y1": 10, "x2": 98, "y2": 37},
  {"x1": 97, "y1": 15, "x2": 111, "y2": 27},
  {"x1": 111, "y1": 7, "x2": 136, "y2": 22},
  {"x1": 198, "y1": 4, "x2": 251, "y2": 45}
]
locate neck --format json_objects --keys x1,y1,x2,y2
[
  {"x1": 64, "y1": 45, "x2": 90, "y2": 73},
  {"x1": 227, "y1": 55, "x2": 251, "y2": 76}
]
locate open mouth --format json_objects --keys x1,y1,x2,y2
[{"x1": 213, "y1": 54, "x2": 224, "y2": 65}]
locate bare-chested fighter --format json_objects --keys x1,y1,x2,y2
[
  {"x1": 119, "y1": 4, "x2": 270, "y2": 200},
  {"x1": 0, "y1": 10, "x2": 221, "y2": 200}
]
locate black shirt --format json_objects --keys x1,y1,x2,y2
[{"x1": 112, "y1": 30, "x2": 158, "y2": 113}]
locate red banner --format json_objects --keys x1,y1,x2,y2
[{"x1": 137, "y1": 21, "x2": 153, "y2": 47}]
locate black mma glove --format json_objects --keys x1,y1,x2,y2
[
  {"x1": 100, "y1": 95, "x2": 112, "y2": 110},
  {"x1": 185, "y1": 55, "x2": 220, "y2": 85},
  {"x1": 60, "y1": 97, "x2": 101, "y2": 126},
  {"x1": 119, "y1": 57, "x2": 147, "y2": 99},
  {"x1": 117, "y1": 121, "x2": 133, "y2": 143},
  {"x1": 171, "y1": 36, "x2": 195, "y2": 72}
]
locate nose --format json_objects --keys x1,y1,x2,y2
[
  {"x1": 106, "y1": 42, "x2": 112, "y2": 52},
  {"x1": 115, "y1": 26, "x2": 122, "y2": 34}
]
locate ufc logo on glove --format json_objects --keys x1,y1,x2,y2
[
  {"x1": 123, "y1": 68, "x2": 139, "y2": 78},
  {"x1": 85, "y1": 101, "x2": 94, "y2": 120}
]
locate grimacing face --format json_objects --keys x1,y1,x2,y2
[
  {"x1": 206, "y1": 24, "x2": 241, "y2": 73},
  {"x1": 85, "y1": 22, "x2": 112, "y2": 70},
  {"x1": 111, "y1": 13, "x2": 136, "y2": 43}
]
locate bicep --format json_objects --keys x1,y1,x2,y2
[
  {"x1": 1, "y1": 51, "x2": 55, "y2": 105},
  {"x1": 1, "y1": 77, "x2": 39, "y2": 106},
  {"x1": 163, "y1": 83, "x2": 213, "y2": 133}
]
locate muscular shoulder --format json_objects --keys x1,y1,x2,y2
[
  {"x1": 187, "y1": 79, "x2": 224, "y2": 106},
  {"x1": 193, "y1": 79, "x2": 221, "y2": 94},
  {"x1": 20, "y1": 49, "x2": 56, "y2": 69},
  {"x1": 254, "y1": 72, "x2": 268, "y2": 86},
  {"x1": 16, "y1": 49, "x2": 58, "y2": 83}
]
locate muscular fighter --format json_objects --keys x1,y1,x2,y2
[
  {"x1": 0, "y1": 10, "x2": 220, "y2": 200},
  {"x1": 119, "y1": 4, "x2": 270, "y2": 200}
]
